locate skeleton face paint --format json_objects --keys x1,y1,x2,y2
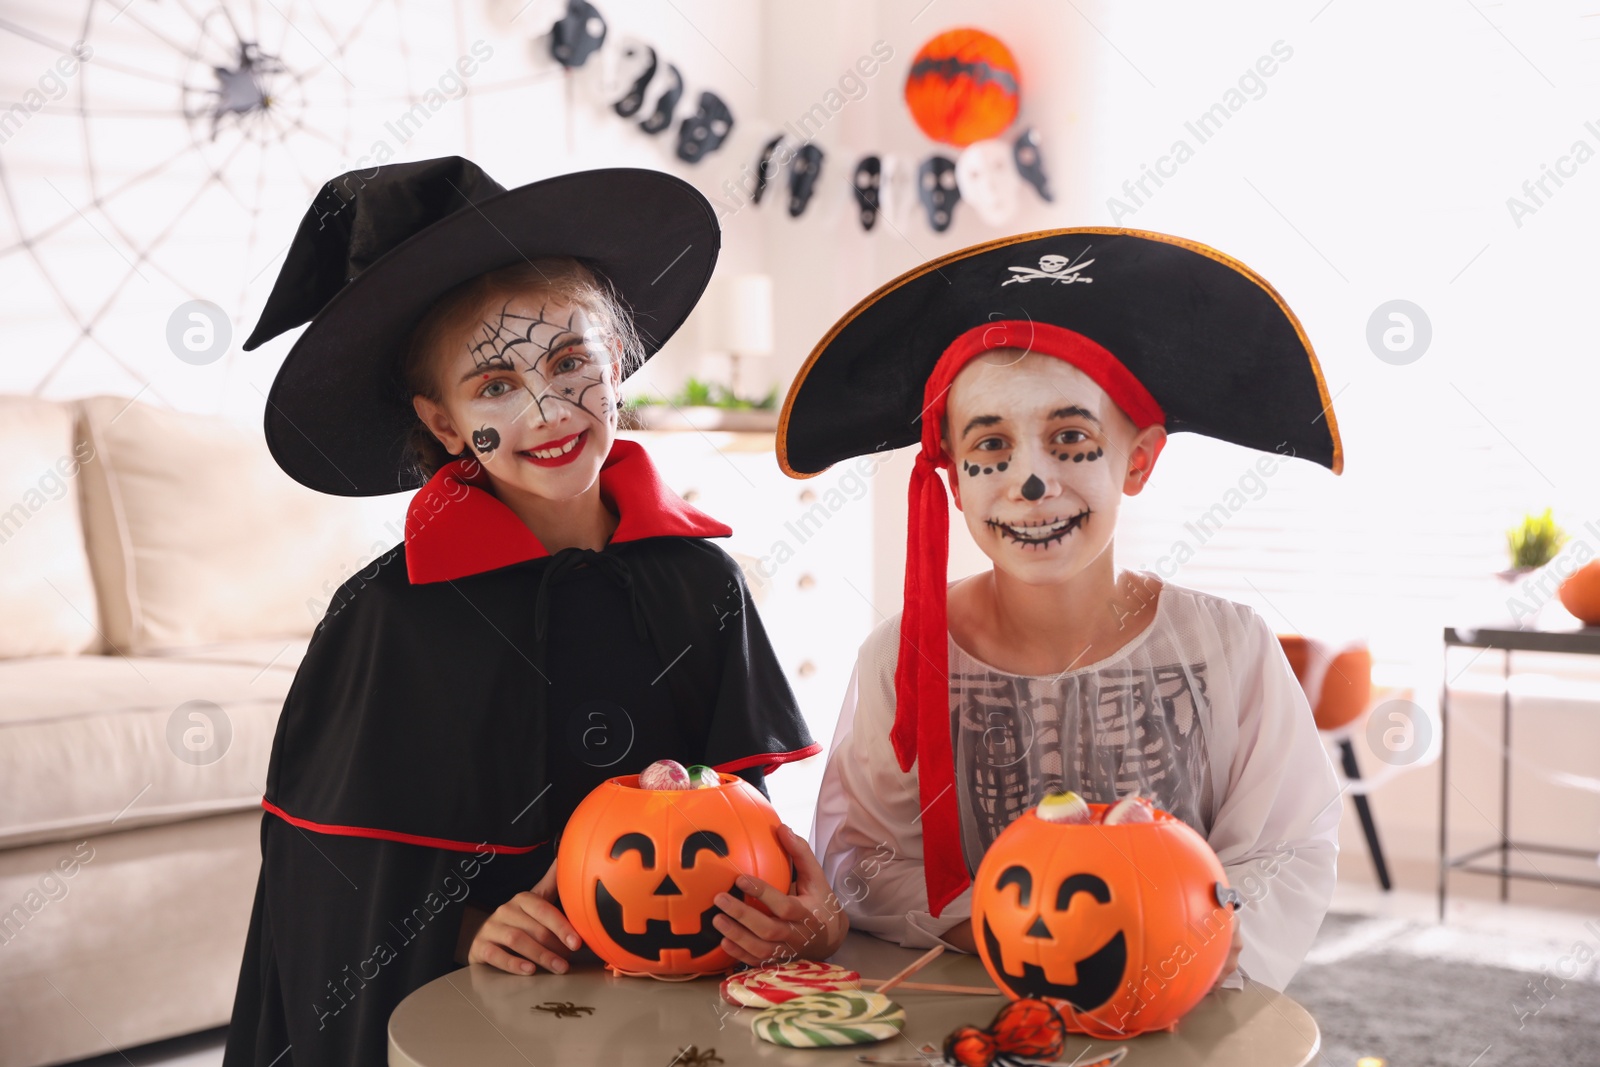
[
  {"x1": 431, "y1": 293, "x2": 621, "y2": 499},
  {"x1": 946, "y1": 350, "x2": 1138, "y2": 579}
]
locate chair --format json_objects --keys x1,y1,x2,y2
[{"x1": 1277, "y1": 634, "x2": 1393, "y2": 891}]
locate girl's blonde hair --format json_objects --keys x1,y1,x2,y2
[{"x1": 397, "y1": 257, "x2": 645, "y2": 484}]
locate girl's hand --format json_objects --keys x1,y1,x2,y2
[
  {"x1": 711, "y1": 825, "x2": 849, "y2": 965},
  {"x1": 467, "y1": 855, "x2": 584, "y2": 975}
]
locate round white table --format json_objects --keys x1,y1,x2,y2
[{"x1": 389, "y1": 932, "x2": 1320, "y2": 1066}]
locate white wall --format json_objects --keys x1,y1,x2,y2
[
  {"x1": 0, "y1": 0, "x2": 766, "y2": 418},
  {"x1": 6, "y1": 0, "x2": 1598, "y2": 908}
]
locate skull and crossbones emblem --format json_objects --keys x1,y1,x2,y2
[{"x1": 1001, "y1": 249, "x2": 1095, "y2": 286}]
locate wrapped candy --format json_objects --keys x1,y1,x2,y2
[
  {"x1": 1102, "y1": 792, "x2": 1156, "y2": 825},
  {"x1": 687, "y1": 764, "x2": 720, "y2": 788},
  {"x1": 1034, "y1": 791, "x2": 1093, "y2": 824},
  {"x1": 638, "y1": 759, "x2": 692, "y2": 790}
]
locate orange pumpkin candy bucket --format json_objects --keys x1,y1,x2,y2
[
  {"x1": 971, "y1": 799, "x2": 1239, "y2": 1037},
  {"x1": 556, "y1": 771, "x2": 793, "y2": 977}
]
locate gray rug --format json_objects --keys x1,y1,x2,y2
[{"x1": 1285, "y1": 912, "x2": 1600, "y2": 1066}]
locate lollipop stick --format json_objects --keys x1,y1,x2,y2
[
  {"x1": 872, "y1": 944, "x2": 944, "y2": 994},
  {"x1": 882, "y1": 981, "x2": 1001, "y2": 995}
]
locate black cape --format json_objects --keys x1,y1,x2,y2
[{"x1": 223, "y1": 524, "x2": 816, "y2": 1066}]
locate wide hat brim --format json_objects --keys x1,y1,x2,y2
[
  {"x1": 778, "y1": 227, "x2": 1343, "y2": 478},
  {"x1": 259, "y1": 168, "x2": 718, "y2": 496}
]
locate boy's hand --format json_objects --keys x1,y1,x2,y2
[
  {"x1": 711, "y1": 825, "x2": 849, "y2": 965},
  {"x1": 467, "y1": 856, "x2": 584, "y2": 975}
]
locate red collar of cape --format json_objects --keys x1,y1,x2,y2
[{"x1": 403, "y1": 437, "x2": 732, "y2": 584}]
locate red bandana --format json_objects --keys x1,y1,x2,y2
[
  {"x1": 403, "y1": 437, "x2": 731, "y2": 584},
  {"x1": 898, "y1": 320, "x2": 1166, "y2": 917}
]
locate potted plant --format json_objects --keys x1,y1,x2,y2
[
  {"x1": 1501, "y1": 508, "x2": 1568, "y2": 581},
  {"x1": 621, "y1": 377, "x2": 781, "y2": 432}
]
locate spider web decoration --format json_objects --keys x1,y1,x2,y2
[{"x1": 0, "y1": 0, "x2": 540, "y2": 409}]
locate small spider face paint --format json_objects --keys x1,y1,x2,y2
[{"x1": 945, "y1": 349, "x2": 1149, "y2": 581}]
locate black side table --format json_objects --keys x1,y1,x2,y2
[{"x1": 1438, "y1": 624, "x2": 1600, "y2": 920}]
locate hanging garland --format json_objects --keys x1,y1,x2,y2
[{"x1": 540, "y1": 3, "x2": 1054, "y2": 233}]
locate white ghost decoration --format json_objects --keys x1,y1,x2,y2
[
  {"x1": 877, "y1": 154, "x2": 917, "y2": 234},
  {"x1": 584, "y1": 35, "x2": 655, "y2": 111},
  {"x1": 956, "y1": 139, "x2": 1022, "y2": 226}
]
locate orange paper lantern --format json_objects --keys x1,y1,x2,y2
[
  {"x1": 971, "y1": 803, "x2": 1236, "y2": 1037},
  {"x1": 905, "y1": 28, "x2": 1021, "y2": 147},
  {"x1": 556, "y1": 772, "x2": 792, "y2": 976}
]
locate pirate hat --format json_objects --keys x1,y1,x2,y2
[
  {"x1": 246, "y1": 156, "x2": 719, "y2": 496},
  {"x1": 777, "y1": 227, "x2": 1342, "y2": 917}
]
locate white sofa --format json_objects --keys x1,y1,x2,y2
[{"x1": 0, "y1": 395, "x2": 396, "y2": 1067}]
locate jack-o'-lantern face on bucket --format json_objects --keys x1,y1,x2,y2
[
  {"x1": 971, "y1": 805, "x2": 1237, "y2": 1037},
  {"x1": 557, "y1": 773, "x2": 793, "y2": 976},
  {"x1": 980, "y1": 867, "x2": 1128, "y2": 1011},
  {"x1": 596, "y1": 828, "x2": 745, "y2": 962}
]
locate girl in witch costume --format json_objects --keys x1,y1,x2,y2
[
  {"x1": 789, "y1": 230, "x2": 1345, "y2": 996},
  {"x1": 223, "y1": 157, "x2": 844, "y2": 1067}
]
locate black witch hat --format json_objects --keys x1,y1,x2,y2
[{"x1": 246, "y1": 156, "x2": 719, "y2": 496}]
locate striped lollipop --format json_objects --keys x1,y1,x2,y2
[
  {"x1": 720, "y1": 961, "x2": 861, "y2": 1007},
  {"x1": 751, "y1": 990, "x2": 905, "y2": 1047}
]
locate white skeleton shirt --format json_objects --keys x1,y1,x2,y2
[{"x1": 811, "y1": 572, "x2": 1342, "y2": 993}]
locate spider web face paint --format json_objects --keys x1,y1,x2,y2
[{"x1": 463, "y1": 300, "x2": 617, "y2": 429}]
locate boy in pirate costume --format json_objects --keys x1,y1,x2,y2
[
  {"x1": 788, "y1": 230, "x2": 1345, "y2": 995},
  {"x1": 223, "y1": 158, "x2": 837, "y2": 1067}
]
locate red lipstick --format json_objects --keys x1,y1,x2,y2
[{"x1": 519, "y1": 430, "x2": 587, "y2": 468}]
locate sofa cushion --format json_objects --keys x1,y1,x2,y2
[
  {"x1": 0, "y1": 638, "x2": 305, "y2": 849},
  {"x1": 0, "y1": 397, "x2": 100, "y2": 659},
  {"x1": 75, "y1": 395, "x2": 390, "y2": 653}
]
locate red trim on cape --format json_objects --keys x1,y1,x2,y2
[
  {"x1": 404, "y1": 437, "x2": 732, "y2": 585},
  {"x1": 261, "y1": 799, "x2": 546, "y2": 854},
  {"x1": 712, "y1": 741, "x2": 824, "y2": 775}
]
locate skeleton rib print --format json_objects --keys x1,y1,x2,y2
[{"x1": 949, "y1": 657, "x2": 1214, "y2": 872}]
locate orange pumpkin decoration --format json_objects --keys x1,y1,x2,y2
[
  {"x1": 556, "y1": 772, "x2": 792, "y2": 976},
  {"x1": 1277, "y1": 634, "x2": 1373, "y2": 731},
  {"x1": 1558, "y1": 559, "x2": 1600, "y2": 625},
  {"x1": 905, "y1": 28, "x2": 1021, "y2": 147},
  {"x1": 971, "y1": 803, "x2": 1236, "y2": 1037}
]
